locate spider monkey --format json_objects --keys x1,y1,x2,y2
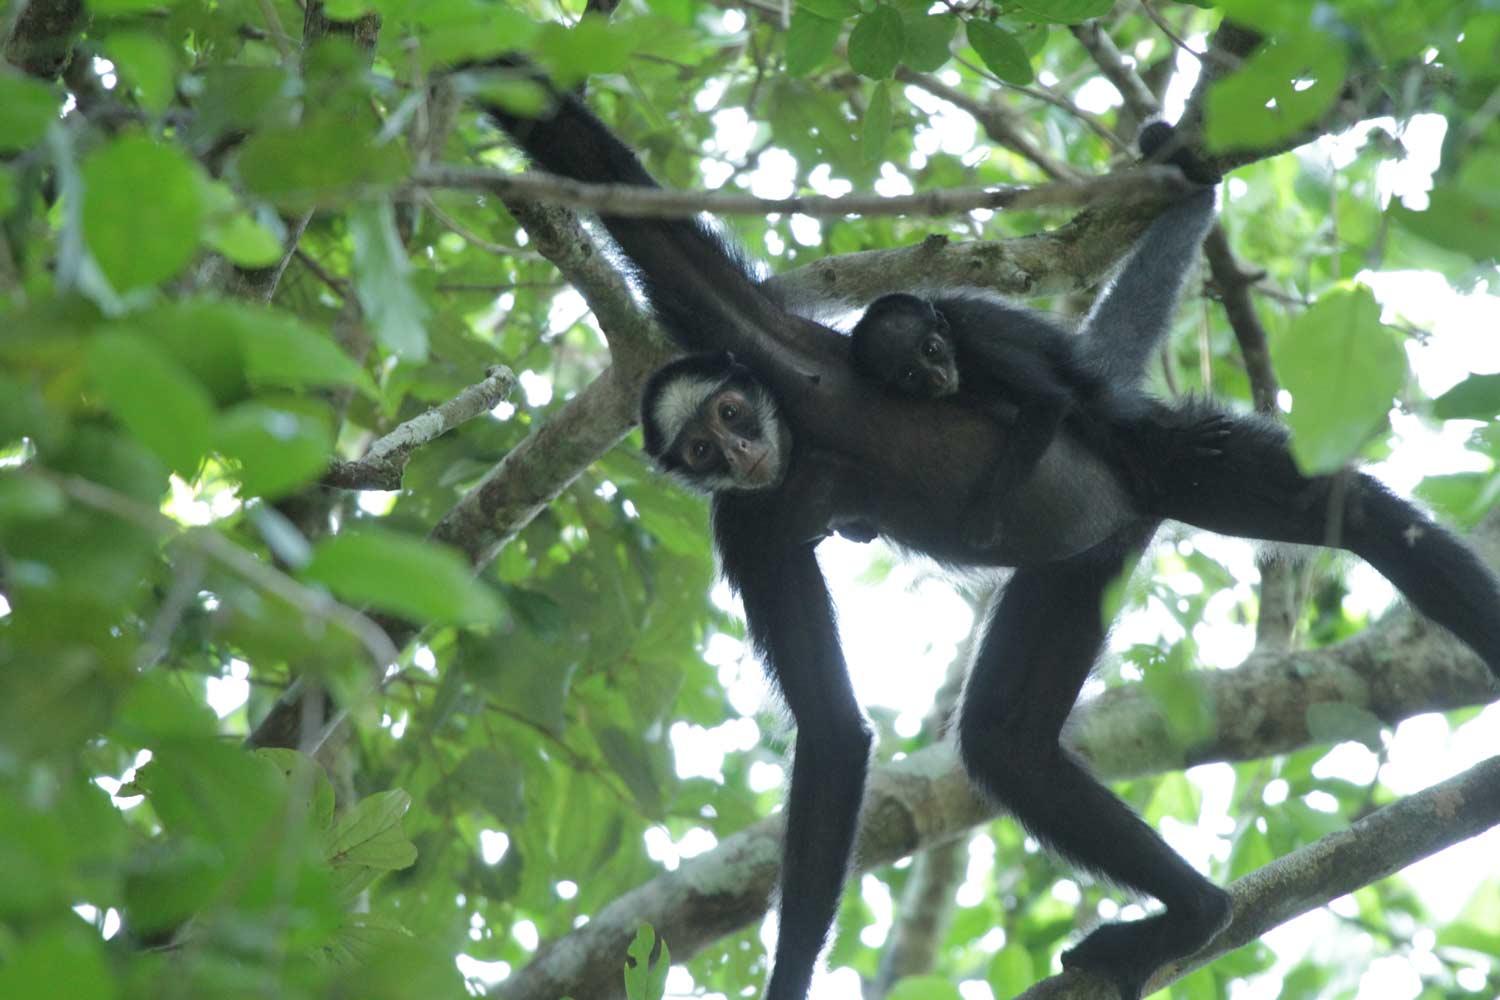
[
  {"x1": 485, "y1": 80, "x2": 1500, "y2": 1000},
  {"x1": 847, "y1": 279, "x2": 1231, "y2": 548}
]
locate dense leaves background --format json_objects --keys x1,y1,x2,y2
[{"x1": 1, "y1": 0, "x2": 1499, "y2": 998}]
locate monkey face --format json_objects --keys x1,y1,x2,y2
[
  {"x1": 895, "y1": 332, "x2": 959, "y2": 399},
  {"x1": 673, "y1": 386, "x2": 784, "y2": 491}
]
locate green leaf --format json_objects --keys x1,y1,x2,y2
[
  {"x1": 1006, "y1": 0, "x2": 1111, "y2": 23},
  {"x1": 0, "y1": 925, "x2": 114, "y2": 1000},
  {"x1": 901, "y1": 14, "x2": 955, "y2": 73},
  {"x1": 623, "y1": 925, "x2": 671, "y2": 1000},
  {"x1": 1273, "y1": 284, "x2": 1406, "y2": 473},
  {"x1": 967, "y1": 21, "x2": 1034, "y2": 85},
  {"x1": 1204, "y1": 34, "x2": 1347, "y2": 152},
  {"x1": 1434, "y1": 373, "x2": 1500, "y2": 421},
  {"x1": 863, "y1": 81, "x2": 892, "y2": 165},
  {"x1": 0, "y1": 166, "x2": 15, "y2": 216},
  {"x1": 257, "y1": 748, "x2": 338, "y2": 833},
  {"x1": 235, "y1": 310, "x2": 378, "y2": 397},
  {"x1": 327, "y1": 790, "x2": 419, "y2": 870},
  {"x1": 848, "y1": 6, "x2": 903, "y2": 79},
  {"x1": 887, "y1": 976, "x2": 963, "y2": 1000},
  {"x1": 88, "y1": 332, "x2": 216, "y2": 475},
  {"x1": 104, "y1": 31, "x2": 177, "y2": 115},
  {"x1": 595, "y1": 725, "x2": 666, "y2": 817},
  {"x1": 0, "y1": 74, "x2": 58, "y2": 153},
  {"x1": 785, "y1": 8, "x2": 842, "y2": 77},
  {"x1": 988, "y1": 946, "x2": 1035, "y2": 994},
  {"x1": 303, "y1": 527, "x2": 504, "y2": 626},
  {"x1": 216, "y1": 402, "x2": 334, "y2": 499},
  {"x1": 1390, "y1": 185, "x2": 1500, "y2": 263},
  {"x1": 205, "y1": 211, "x2": 285, "y2": 267},
  {"x1": 82, "y1": 133, "x2": 206, "y2": 291},
  {"x1": 350, "y1": 200, "x2": 430, "y2": 361},
  {"x1": 237, "y1": 116, "x2": 407, "y2": 209},
  {"x1": 450, "y1": 749, "x2": 527, "y2": 824}
]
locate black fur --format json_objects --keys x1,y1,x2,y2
[{"x1": 486, "y1": 82, "x2": 1500, "y2": 1000}]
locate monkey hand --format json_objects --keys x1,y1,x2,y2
[{"x1": 1138, "y1": 121, "x2": 1221, "y2": 186}]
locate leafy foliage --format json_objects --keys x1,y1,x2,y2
[{"x1": 1, "y1": 0, "x2": 1498, "y2": 998}]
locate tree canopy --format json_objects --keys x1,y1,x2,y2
[{"x1": 1, "y1": 1, "x2": 1499, "y2": 999}]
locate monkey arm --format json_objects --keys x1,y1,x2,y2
[
  {"x1": 714, "y1": 500, "x2": 872, "y2": 1000},
  {"x1": 484, "y1": 85, "x2": 840, "y2": 380}
]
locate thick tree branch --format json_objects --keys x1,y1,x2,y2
[
  {"x1": 1016, "y1": 755, "x2": 1500, "y2": 1000},
  {"x1": 492, "y1": 510, "x2": 1500, "y2": 1000},
  {"x1": 413, "y1": 163, "x2": 1193, "y2": 220}
]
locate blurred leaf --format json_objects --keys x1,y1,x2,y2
[
  {"x1": 888, "y1": 976, "x2": 963, "y2": 1000},
  {"x1": 0, "y1": 924, "x2": 115, "y2": 1000},
  {"x1": 0, "y1": 73, "x2": 58, "y2": 152},
  {"x1": 103, "y1": 31, "x2": 177, "y2": 115},
  {"x1": 350, "y1": 200, "x2": 430, "y2": 361},
  {"x1": 205, "y1": 211, "x2": 285, "y2": 268},
  {"x1": 967, "y1": 21, "x2": 1034, "y2": 85},
  {"x1": 1273, "y1": 284, "x2": 1406, "y2": 473},
  {"x1": 235, "y1": 309, "x2": 378, "y2": 397},
  {"x1": 848, "y1": 5, "x2": 904, "y2": 78},
  {"x1": 1205, "y1": 34, "x2": 1347, "y2": 152},
  {"x1": 785, "y1": 9, "x2": 841, "y2": 77},
  {"x1": 304, "y1": 527, "x2": 504, "y2": 626},
  {"x1": 238, "y1": 115, "x2": 408, "y2": 208},
  {"x1": 901, "y1": 14, "x2": 955, "y2": 73},
  {"x1": 216, "y1": 401, "x2": 334, "y2": 499},
  {"x1": 1390, "y1": 185, "x2": 1500, "y2": 263},
  {"x1": 1433, "y1": 373, "x2": 1500, "y2": 420},
  {"x1": 82, "y1": 134, "x2": 206, "y2": 291},
  {"x1": 988, "y1": 945, "x2": 1035, "y2": 994},
  {"x1": 798, "y1": 0, "x2": 858, "y2": 16},
  {"x1": 88, "y1": 332, "x2": 216, "y2": 475}
]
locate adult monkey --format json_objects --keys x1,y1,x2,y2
[{"x1": 483, "y1": 78, "x2": 1500, "y2": 1000}]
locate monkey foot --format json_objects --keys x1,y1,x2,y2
[{"x1": 1060, "y1": 895, "x2": 1230, "y2": 1000}]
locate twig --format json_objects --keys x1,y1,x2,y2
[
  {"x1": 322, "y1": 365, "x2": 517, "y2": 491},
  {"x1": 1069, "y1": 22, "x2": 1161, "y2": 124},
  {"x1": 413, "y1": 163, "x2": 1191, "y2": 219},
  {"x1": 256, "y1": 0, "x2": 295, "y2": 59}
]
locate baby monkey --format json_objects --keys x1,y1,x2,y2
[{"x1": 849, "y1": 292, "x2": 1226, "y2": 546}]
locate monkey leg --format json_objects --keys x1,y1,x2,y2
[
  {"x1": 1157, "y1": 412, "x2": 1500, "y2": 677},
  {"x1": 957, "y1": 525, "x2": 1231, "y2": 1000}
]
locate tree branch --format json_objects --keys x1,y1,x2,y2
[
  {"x1": 413, "y1": 163, "x2": 1193, "y2": 220},
  {"x1": 1015, "y1": 755, "x2": 1500, "y2": 999},
  {"x1": 321, "y1": 365, "x2": 516, "y2": 491}
]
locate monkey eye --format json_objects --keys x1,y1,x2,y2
[
  {"x1": 719, "y1": 401, "x2": 739, "y2": 421},
  {"x1": 688, "y1": 440, "x2": 714, "y2": 465},
  {"x1": 902, "y1": 368, "x2": 917, "y2": 384},
  {"x1": 921, "y1": 338, "x2": 941, "y2": 358}
]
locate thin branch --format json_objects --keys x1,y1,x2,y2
[
  {"x1": 413, "y1": 163, "x2": 1192, "y2": 220},
  {"x1": 1136, "y1": 0, "x2": 1238, "y2": 69},
  {"x1": 1070, "y1": 22, "x2": 1161, "y2": 124},
  {"x1": 322, "y1": 366, "x2": 517, "y2": 491},
  {"x1": 897, "y1": 68, "x2": 1082, "y2": 181}
]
